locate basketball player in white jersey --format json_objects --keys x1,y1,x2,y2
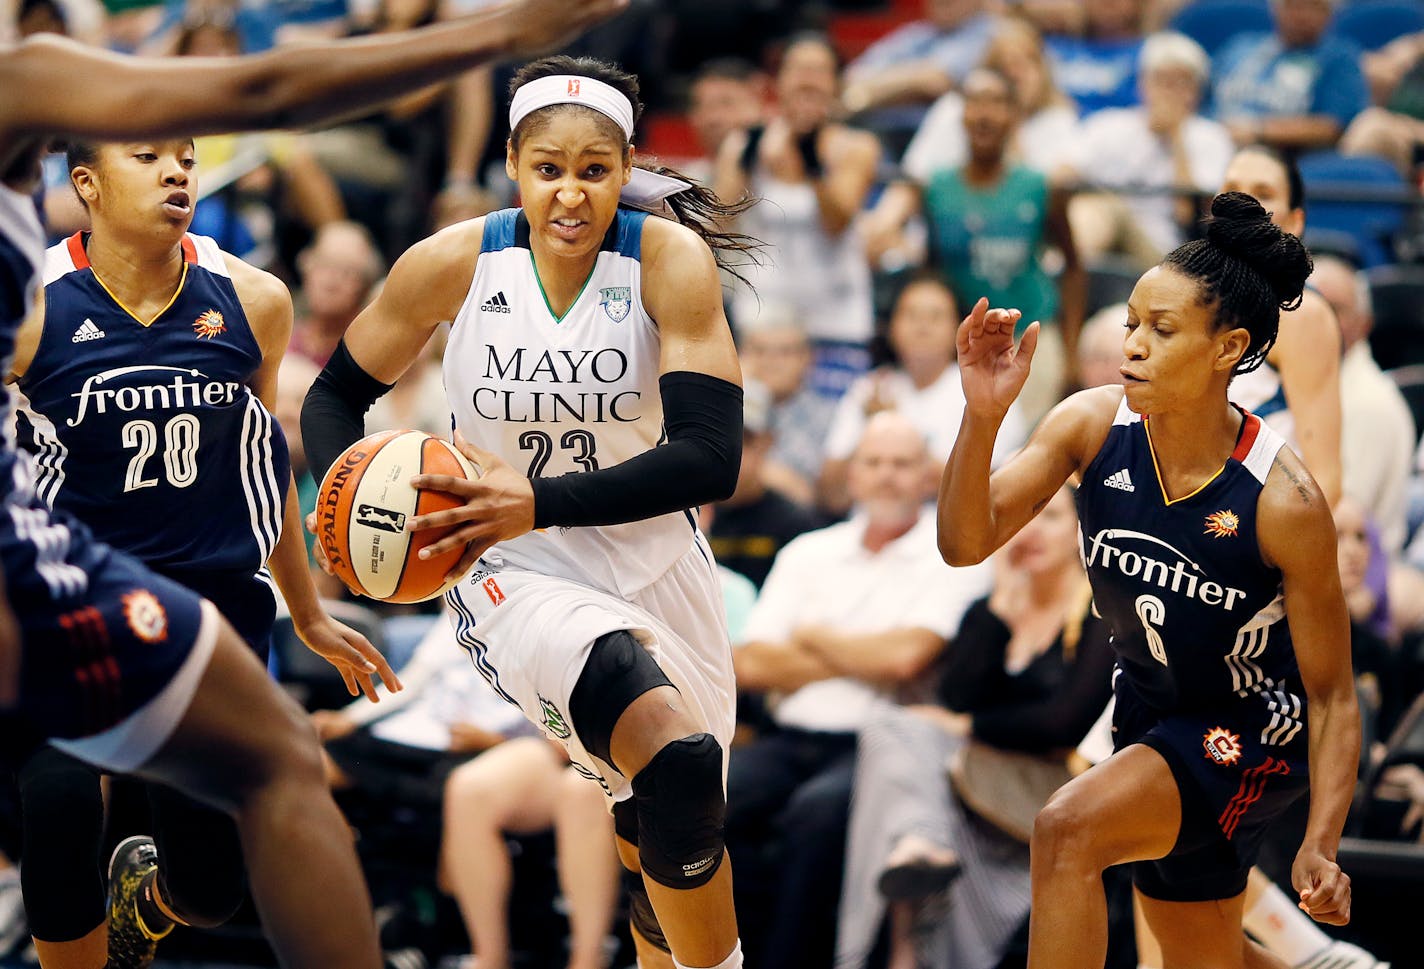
[
  {"x1": 302, "y1": 56, "x2": 752, "y2": 969},
  {"x1": 0, "y1": 5, "x2": 626, "y2": 967}
]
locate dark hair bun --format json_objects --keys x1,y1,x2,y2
[{"x1": 1203, "y1": 191, "x2": 1313, "y2": 311}]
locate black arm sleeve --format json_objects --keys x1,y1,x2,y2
[
  {"x1": 530, "y1": 371, "x2": 742, "y2": 529},
  {"x1": 300, "y1": 340, "x2": 395, "y2": 483},
  {"x1": 969, "y1": 615, "x2": 1117, "y2": 754}
]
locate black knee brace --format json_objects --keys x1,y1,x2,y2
[
  {"x1": 630, "y1": 733, "x2": 726, "y2": 889},
  {"x1": 569, "y1": 630, "x2": 673, "y2": 766}
]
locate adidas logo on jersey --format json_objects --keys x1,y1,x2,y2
[
  {"x1": 1104, "y1": 469, "x2": 1135, "y2": 492},
  {"x1": 71, "y1": 319, "x2": 106, "y2": 343},
  {"x1": 480, "y1": 292, "x2": 511, "y2": 314}
]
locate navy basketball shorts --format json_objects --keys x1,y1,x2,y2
[
  {"x1": 1112, "y1": 677, "x2": 1310, "y2": 902},
  {"x1": 4, "y1": 506, "x2": 218, "y2": 774},
  {"x1": 156, "y1": 566, "x2": 276, "y2": 662}
]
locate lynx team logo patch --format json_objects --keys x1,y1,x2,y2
[
  {"x1": 539, "y1": 695, "x2": 571, "y2": 739},
  {"x1": 599, "y1": 286, "x2": 631, "y2": 323},
  {"x1": 123, "y1": 590, "x2": 168, "y2": 644}
]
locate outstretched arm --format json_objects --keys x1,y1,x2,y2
[
  {"x1": 237, "y1": 259, "x2": 401, "y2": 700},
  {"x1": 0, "y1": 0, "x2": 626, "y2": 173},
  {"x1": 1259, "y1": 450, "x2": 1360, "y2": 926}
]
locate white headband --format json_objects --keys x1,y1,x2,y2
[{"x1": 508, "y1": 73, "x2": 693, "y2": 212}]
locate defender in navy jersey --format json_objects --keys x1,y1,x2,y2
[
  {"x1": 938, "y1": 193, "x2": 1358, "y2": 969},
  {"x1": 7, "y1": 138, "x2": 395, "y2": 968}
]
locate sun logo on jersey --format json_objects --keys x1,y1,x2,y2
[
  {"x1": 122, "y1": 589, "x2": 168, "y2": 644},
  {"x1": 1203, "y1": 726, "x2": 1243, "y2": 766},
  {"x1": 193, "y1": 309, "x2": 226, "y2": 339},
  {"x1": 599, "y1": 287, "x2": 631, "y2": 323},
  {"x1": 1204, "y1": 509, "x2": 1239, "y2": 539}
]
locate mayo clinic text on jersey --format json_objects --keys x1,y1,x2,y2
[{"x1": 476, "y1": 344, "x2": 641, "y2": 424}]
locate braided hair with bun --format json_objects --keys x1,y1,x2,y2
[{"x1": 1162, "y1": 192, "x2": 1313, "y2": 375}]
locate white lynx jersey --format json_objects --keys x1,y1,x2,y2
[{"x1": 444, "y1": 207, "x2": 698, "y2": 596}]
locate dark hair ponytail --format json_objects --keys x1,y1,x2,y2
[
  {"x1": 509, "y1": 55, "x2": 762, "y2": 281},
  {"x1": 1163, "y1": 192, "x2": 1313, "y2": 374}
]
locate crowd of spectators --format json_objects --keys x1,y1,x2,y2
[{"x1": 3, "y1": 0, "x2": 1424, "y2": 967}]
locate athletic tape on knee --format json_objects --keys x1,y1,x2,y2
[{"x1": 631, "y1": 733, "x2": 726, "y2": 889}]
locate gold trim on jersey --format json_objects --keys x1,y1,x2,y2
[{"x1": 89, "y1": 261, "x2": 190, "y2": 328}]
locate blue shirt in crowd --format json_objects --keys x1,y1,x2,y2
[{"x1": 1211, "y1": 32, "x2": 1369, "y2": 127}]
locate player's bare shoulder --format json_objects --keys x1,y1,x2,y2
[
  {"x1": 1257, "y1": 445, "x2": 1333, "y2": 569},
  {"x1": 638, "y1": 214, "x2": 718, "y2": 303}
]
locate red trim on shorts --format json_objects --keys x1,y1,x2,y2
[
  {"x1": 1219, "y1": 756, "x2": 1291, "y2": 839},
  {"x1": 1231, "y1": 413, "x2": 1262, "y2": 464},
  {"x1": 60, "y1": 606, "x2": 119, "y2": 733}
]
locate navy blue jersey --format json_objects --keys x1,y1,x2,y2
[
  {"x1": 1079, "y1": 397, "x2": 1302, "y2": 737},
  {"x1": 16, "y1": 232, "x2": 288, "y2": 575}
]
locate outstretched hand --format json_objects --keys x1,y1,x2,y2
[
  {"x1": 297, "y1": 615, "x2": 402, "y2": 702},
  {"x1": 1292, "y1": 847, "x2": 1351, "y2": 925},
  {"x1": 956, "y1": 297, "x2": 1038, "y2": 420},
  {"x1": 407, "y1": 432, "x2": 535, "y2": 582}
]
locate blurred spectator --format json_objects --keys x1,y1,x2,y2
[
  {"x1": 817, "y1": 274, "x2": 1027, "y2": 517},
  {"x1": 686, "y1": 58, "x2": 767, "y2": 183},
  {"x1": 309, "y1": 613, "x2": 535, "y2": 806},
  {"x1": 864, "y1": 67, "x2": 1084, "y2": 424},
  {"x1": 1077, "y1": 301, "x2": 1129, "y2": 389},
  {"x1": 705, "y1": 382, "x2": 823, "y2": 589},
  {"x1": 835, "y1": 486, "x2": 1113, "y2": 969},
  {"x1": 841, "y1": 0, "x2": 999, "y2": 117},
  {"x1": 716, "y1": 33, "x2": 881, "y2": 396},
  {"x1": 304, "y1": 0, "x2": 479, "y2": 259},
  {"x1": 1223, "y1": 145, "x2": 1344, "y2": 505},
  {"x1": 728, "y1": 411, "x2": 990, "y2": 969},
  {"x1": 1044, "y1": 0, "x2": 1147, "y2": 116},
  {"x1": 440, "y1": 737, "x2": 619, "y2": 969},
  {"x1": 290, "y1": 219, "x2": 384, "y2": 366},
  {"x1": 1311, "y1": 255, "x2": 1415, "y2": 554},
  {"x1": 1211, "y1": 0, "x2": 1369, "y2": 151},
  {"x1": 899, "y1": 17, "x2": 1079, "y2": 181},
  {"x1": 1056, "y1": 31, "x2": 1233, "y2": 267},
  {"x1": 1341, "y1": 30, "x2": 1424, "y2": 179},
  {"x1": 737, "y1": 307, "x2": 838, "y2": 507}
]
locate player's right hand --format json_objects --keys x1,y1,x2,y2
[
  {"x1": 956, "y1": 297, "x2": 1036, "y2": 420},
  {"x1": 500, "y1": 0, "x2": 629, "y2": 57}
]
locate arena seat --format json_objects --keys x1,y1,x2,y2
[
  {"x1": 1086, "y1": 257, "x2": 1142, "y2": 316},
  {"x1": 1169, "y1": 0, "x2": 1273, "y2": 57},
  {"x1": 1298, "y1": 152, "x2": 1409, "y2": 268},
  {"x1": 1332, "y1": 1, "x2": 1424, "y2": 52}
]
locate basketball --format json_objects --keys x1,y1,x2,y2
[{"x1": 315, "y1": 430, "x2": 480, "y2": 603}]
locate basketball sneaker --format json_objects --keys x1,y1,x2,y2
[
  {"x1": 106, "y1": 836, "x2": 172, "y2": 969},
  {"x1": 1295, "y1": 940, "x2": 1390, "y2": 969}
]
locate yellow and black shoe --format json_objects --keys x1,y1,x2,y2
[{"x1": 106, "y1": 836, "x2": 172, "y2": 969}]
